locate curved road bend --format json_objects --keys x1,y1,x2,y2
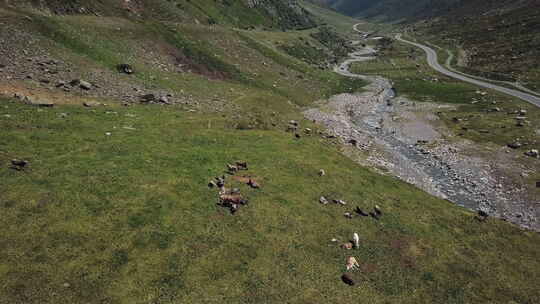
[{"x1": 395, "y1": 34, "x2": 540, "y2": 108}]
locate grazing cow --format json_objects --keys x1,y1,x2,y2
[
  {"x1": 354, "y1": 206, "x2": 369, "y2": 216},
  {"x1": 346, "y1": 257, "x2": 360, "y2": 270},
  {"x1": 227, "y1": 164, "x2": 238, "y2": 173},
  {"x1": 235, "y1": 161, "x2": 248, "y2": 170},
  {"x1": 215, "y1": 176, "x2": 225, "y2": 188},
  {"x1": 374, "y1": 205, "x2": 382, "y2": 216},
  {"x1": 341, "y1": 242, "x2": 353, "y2": 250},
  {"x1": 117, "y1": 63, "x2": 134, "y2": 74},
  {"x1": 247, "y1": 179, "x2": 260, "y2": 189},
  {"x1": 218, "y1": 194, "x2": 248, "y2": 214},
  {"x1": 333, "y1": 199, "x2": 347, "y2": 206},
  {"x1": 10, "y1": 159, "x2": 28, "y2": 171},
  {"x1": 341, "y1": 273, "x2": 355, "y2": 286},
  {"x1": 219, "y1": 194, "x2": 248, "y2": 205},
  {"x1": 352, "y1": 233, "x2": 360, "y2": 249}
]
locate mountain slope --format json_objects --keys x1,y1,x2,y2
[
  {"x1": 7, "y1": 0, "x2": 317, "y2": 30},
  {"x1": 1, "y1": 2, "x2": 540, "y2": 304}
]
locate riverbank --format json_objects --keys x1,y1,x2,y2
[{"x1": 306, "y1": 36, "x2": 539, "y2": 231}]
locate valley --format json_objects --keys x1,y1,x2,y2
[{"x1": 1, "y1": 1, "x2": 539, "y2": 303}]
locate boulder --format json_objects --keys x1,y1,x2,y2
[
  {"x1": 507, "y1": 142, "x2": 522, "y2": 149},
  {"x1": 70, "y1": 79, "x2": 92, "y2": 90},
  {"x1": 524, "y1": 149, "x2": 539, "y2": 158},
  {"x1": 79, "y1": 80, "x2": 92, "y2": 90},
  {"x1": 83, "y1": 101, "x2": 101, "y2": 107},
  {"x1": 23, "y1": 96, "x2": 54, "y2": 107},
  {"x1": 140, "y1": 94, "x2": 156, "y2": 103},
  {"x1": 158, "y1": 96, "x2": 170, "y2": 104}
]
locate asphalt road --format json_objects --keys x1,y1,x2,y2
[{"x1": 395, "y1": 34, "x2": 540, "y2": 107}]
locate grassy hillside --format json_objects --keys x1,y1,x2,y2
[
  {"x1": 412, "y1": 0, "x2": 540, "y2": 90},
  {"x1": 8, "y1": 0, "x2": 316, "y2": 30},
  {"x1": 307, "y1": 0, "x2": 540, "y2": 90},
  {"x1": 1, "y1": 2, "x2": 540, "y2": 304}
]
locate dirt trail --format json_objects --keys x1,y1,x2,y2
[{"x1": 305, "y1": 25, "x2": 539, "y2": 231}]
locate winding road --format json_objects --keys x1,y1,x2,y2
[
  {"x1": 394, "y1": 34, "x2": 540, "y2": 108},
  {"x1": 350, "y1": 23, "x2": 540, "y2": 107}
]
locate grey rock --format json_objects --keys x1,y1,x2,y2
[
  {"x1": 79, "y1": 80, "x2": 92, "y2": 90},
  {"x1": 158, "y1": 96, "x2": 170, "y2": 104},
  {"x1": 23, "y1": 96, "x2": 54, "y2": 107},
  {"x1": 83, "y1": 101, "x2": 101, "y2": 107},
  {"x1": 507, "y1": 142, "x2": 522, "y2": 149},
  {"x1": 524, "y1": 149, "x2": 539, "y2": 158},
  {"x1": 140, "y1": 94, "x2": 156, "y2": 103}
]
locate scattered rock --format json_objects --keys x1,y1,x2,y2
[
  {"x1": 536, "y1": 181, "x2": 540, "y2": 188},
  {"x1": 158, "y1": 96, "x2": 170, "y2": 104},
  {"x1": 524, "y1": 149, "x2": 539, "y2": 158},
  {"x1": 519, "y1": 109, "x2": 527, "y2": 116},
  {"x1": 70, "y1": 79, "x2": 92, "y2": 90},
  {"x1": 83, "y1": 101, "x2": 101, "y2": 107},
  {"x1": 304, "y1": 128, "x2": 312, "y2": 134},
  {"x1": 318, "y1": 169, "x2": 326, "y2": 176},
  {"x1": 56, "y1": 80, "x2": 67, "y2": 88},
  {"x1": 341, "y1": 273, "x2": 355, "y2": 286},
  {"x1": 344, "y1": 212, "x2": 353, "y2": 219},
  {"x1": 507, "y1": 142, "x2": 522, "y2": 149},
  {"x1": 208, "y1": 181, "x2": 217, "y2": 188},
  {"x1": 23, "y1": 96, "x2": 54, "y2": 107},
  {"x1": 319, "y1": 196, "x2": 328, "y2": 204},
  {"x1": 140, "y1": 94, "x2": 156, "y2": 103}
]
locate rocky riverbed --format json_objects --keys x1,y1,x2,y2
[{"x1": 306, "y1": 47, "x2": 539, "y2": 231}]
